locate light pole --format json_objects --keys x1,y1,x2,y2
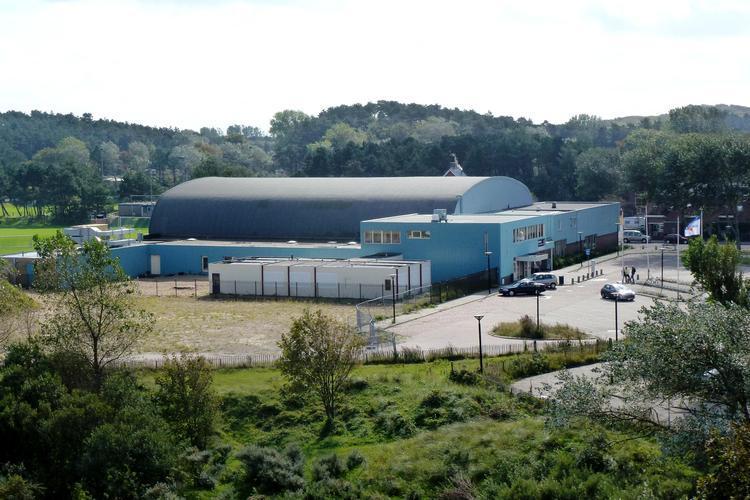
[
  {"x1": 474, "y1": 314, "x2": 484, "y2": 373},
  {"x1": 389, "y1": 273, "x2": 396, "y2": 324},
  {"x1": 614, "y1": 294, "x2": 619, "y2": 341},
  {"x1": 484, "y1": 251, "x2": 493, "y2": 294},
  {"x1": 660, "y1": 248, "x2": 665, "y2": 291},
  {"x1": 578, "y1": 232, "x2": 583, "y2": 268},
  {"x1": 536, "y1": 290, "x2": 541, "y2": 334}
]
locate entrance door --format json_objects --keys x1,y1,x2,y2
[
  {"x1": 150, "y1": 255, "x2": 161, "y2": 275},
  {"x1": 211, "y1": 273, "x2": 220, "y2": 294}
]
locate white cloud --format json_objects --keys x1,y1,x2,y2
[{"x1": 0, "y1": 0, "x2": 747, "y2": 131}]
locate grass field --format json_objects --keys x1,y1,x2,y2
[
  {"x1": 0, "y1": 217, "x2": 149, "y2": 254},
  {"x1": 0, "y1": 222, "x2": 65, "y2": 254},
  {"x1": 155, "y1": 355, "x2": 699, "y2": 498},
  {"x1": 135, "y1": 296, "x2": 356, "y2": 354}
]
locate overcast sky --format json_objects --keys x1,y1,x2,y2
[{"x1": 0, "y1": 0, "x2": 748, "y2": 132}]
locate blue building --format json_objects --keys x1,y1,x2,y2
[{"x1": 6, "y1": 176, "x2": 620, "y2": 288}]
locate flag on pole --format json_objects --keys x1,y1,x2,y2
[{"x1": 684, "y1": 216, "x2": 701, "y2": 237}]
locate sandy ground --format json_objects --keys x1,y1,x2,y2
[{"x1": 134, "y1": 295, "x2": 356, "y2": 355}]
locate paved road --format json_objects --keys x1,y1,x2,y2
[{"x1": 390, "y1": 248, "x2": 696, "y2": 350}]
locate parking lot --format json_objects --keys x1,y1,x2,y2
[{"x1": 392, "y1": 248, "x2": 694, "y2": 350}]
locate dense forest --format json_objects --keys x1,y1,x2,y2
[{"x1": 0, "y1": 103, "x2": 749, "y2": 223}]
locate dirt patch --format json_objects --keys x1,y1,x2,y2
[{"x1": 134, "y1": 295, "x2": 356, "y2": 355}]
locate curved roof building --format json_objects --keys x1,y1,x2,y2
[{"x1": 148, "y1": 176, "x2": 533, "y2": 241}]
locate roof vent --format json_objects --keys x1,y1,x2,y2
[
  {"x1": 551, "y1": 202, "x2": 557, "y2": 209},
  {"x1": 432, "y1": 209, "x2": 448, "y2": 223}
]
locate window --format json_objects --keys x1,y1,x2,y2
[
  {"x1": 570, "y1": 217, "x2": 577, "y2": 228},
  {"x1": 408, "y1": 230, "x2": 431, "y2": 239},
  {"x1": 554, "y1": 240, "x2": 566, "y2": 257},
  {"x1": 201, "y1": 256, "x2": 209, "y2": 272},
  {"x1": 513, "y1": 224, "x2": 545, "y2": 243},
  {"x1": 557, "y1": 218, "x2": 562, "y2": 231},
  {"x1": 364, "y1": 230, "x2": 401, "y2": 244}
]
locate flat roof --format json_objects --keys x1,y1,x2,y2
[
  {"x1": 363, "y1": 213, "x2": 541, "y2": 224},
  {"x1": 529, "y1": 201, "x2": 618, "y2": 211},
  {"x1": 157, "y1": 239, "x2": 361, "y2": 250}
]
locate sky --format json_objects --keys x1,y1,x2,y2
[{"x1": 0, "y1": 0, "x2": 748, "y2": 132}]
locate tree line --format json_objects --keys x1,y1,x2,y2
[{"x1": 1, "y1": 103, "x2": 749, "y2": 223}]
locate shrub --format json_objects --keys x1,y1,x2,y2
[
  {"x1": 312, "y1": 453, "x2": 346, "y2": 481},
  {"x1": 448, "y1": 367, "x2": 480, "y2": 385},
  {"x1": 343, "y1": 377, "x2": 369, "y2": 391},
  {"x1": 235, "y1": 444, "x2": 305, "y2": 495},
  {"x1": 346, "y1": 450, "x2": 366, "y2": 470},
  {"x1": 414, "y1": 391, "x2": 480, "y2": 429},
  {"x1": 375, "y1": 410, "x2": 417, "y2": 438},
  {"x1": 507, "y1": 353, "x2": 552, "y2": 379},
  {"x1": 519, "y1": 315, "x2": 538, "y2": 338},
  {"x1": 304, "y1": 478, "x2": 363, "y2": 499}
]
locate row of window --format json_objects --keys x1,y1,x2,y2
[
  {"x1": 512, "y1": 224, "x2": 545, "y2": 243},
  {"x1": 363, "y1": 229, "x2": 433, "y2": 243},
  {"x1": 364, "y1": 230, "x2": 402, "y2": 244}
]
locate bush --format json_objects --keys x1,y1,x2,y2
[
  {"x1": 346, "y1": 450, "x2": 366, "y2": 470},
  {"x1": 507, "y1": 353, "x2": 552, "y2": 379},
  {"x1": 343, "y1": 377, "x2": 369, "y2": 392},
  {"x1": 414, "y1": 391, "x2": 480, "y2": 429},
  {"x1": 448, "y1": 366, "x2": 481, "y2": 385},
  {"x1": 235, "y1": 444, "x2": 304, "y2": 495},
  {"x1": 374, "y1": 410, "x2": 417, "y2": 438},
  {"x1": 304, "y1": 478, "x2": 363, "y2": 499},
  {"x1": 312, "y1": 453, "x2": 346, "y2": 481}
]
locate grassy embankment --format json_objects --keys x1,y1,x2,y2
[{"x1": 143, "y1": 349, "x2": 698, "y2": 498}]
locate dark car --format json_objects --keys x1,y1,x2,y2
[
  {"x1": 600, "y1": 283, "x2": 636, "y2": 301},
  {"x1": 664, "y1": 233, "x2": 688, "y2": 244},
  {"x1": 499, "y1": 279, "x2": 546, "y2": 296},
  {"x1": 530, "y1": 272, "x2": 557, "y2": 289}
]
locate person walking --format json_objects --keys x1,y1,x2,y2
[
  {"x1": 623, "y1": 267, "x2": 629, "y2": 283},
  {"x1": 630, "y1": 266, "x2": 636, "y2": 283}
]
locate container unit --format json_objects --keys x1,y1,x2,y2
[
  {"x1": 207, "y1": 257, "x2": 430, "y2": 300},
  {"x1": 350, "y1": 259, "x2": 432, "y2": 291}
]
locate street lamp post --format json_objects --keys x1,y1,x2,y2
[
  {"x1": 614, "y1": 295, "x2": 619, "y2": 341},
  {"x1": 536, "y1": 291, "x2": 540, "y2": 334},
  {"x1": 474, "y1": 314, "x2": 484, "y2": 373},
  {"x1": 660, "y1": 248, "x2": 665, "y2": 291},
  {"x1": 389, "y1": 273, "x2": 396, "y2": 324},
  {"x1": 578, "y1": 232, "x2": 583, "y2": 268},
  {"x1": 484, "y1": 251, "x2": 493, "y2": 295}
]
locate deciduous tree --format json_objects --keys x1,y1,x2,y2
[
  {"x1": 278, "y1": 310, "x2": 364, "y2": 423},
  {"x1": 33, "y1": 232, "x2": 152, "y2": 389}
]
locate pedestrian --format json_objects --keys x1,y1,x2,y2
[
  {"x1": 623, "y1": 267, "x2": 629, "y2": 283},
  {"x1": 630, "y1": 266, "x2": 636, "y2": 282}
]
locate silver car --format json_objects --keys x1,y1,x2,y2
[{"x1": 530, "y1": 272, "x2": 557, "y2": 289}]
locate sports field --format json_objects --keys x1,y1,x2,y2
[{"x1": 0, "y1": 223, "x2": 64, "y2": 255}]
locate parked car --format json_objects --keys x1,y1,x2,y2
[
  {"x1": 530, "y1": 272, "x2": 557, "y2": 289},
  {"x1": 623, "y1": 230, "x2": 650, "y2": 243},
  {"x1": 663, "y1": 233, "x2": 689, "y2": 244},
  {"x1": 600, "y1": 283, "x2": 636, "y2": 301},
  {"x1": 499, "y1": 279, "x2": 546, "y2": 296}
]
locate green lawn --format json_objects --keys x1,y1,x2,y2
[
  {"x1": 0, "y1": 218, "x2": 149, "y2": 255},
  {"x1": 0, "y1": 222, "x2": 64, "y2": 254}
]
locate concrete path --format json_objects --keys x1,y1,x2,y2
[{"x1": 511, "y1": 362, "x2": 687, "y2": 425}]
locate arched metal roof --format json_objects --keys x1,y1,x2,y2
[{"x1": 148, "y1": 176, "x2": 533, "y2": 241}]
